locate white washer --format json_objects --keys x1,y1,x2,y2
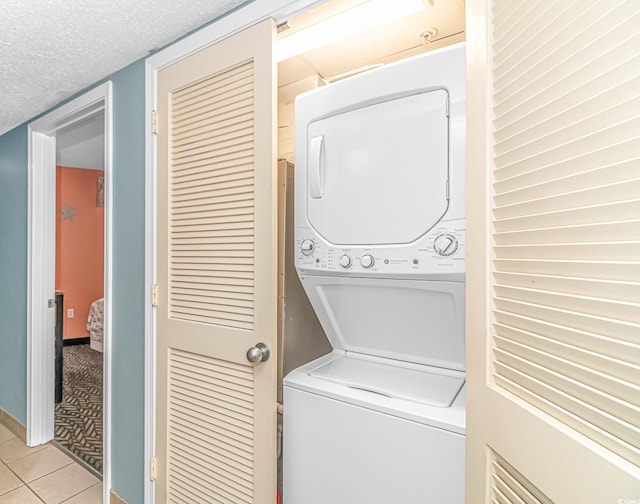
[{"x1": 284, "y1": 43, "x2": 466, "y2": 503}]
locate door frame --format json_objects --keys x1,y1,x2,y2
[
  {"x1": 144, "y1": 1, "x2": 320, "y2": 501},
  {"x1": 27, "y1": 82, "x2": 113, "y2": 503}
]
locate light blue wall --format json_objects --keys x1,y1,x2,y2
[
  {"x1": 109, "y1": 60, "x2": 147, "y2": 503},
  {"x1": 0, "y1": 125, "x2": 28, "y2": 424},
  {"x1": 0, "y1": 60, "x2": 146, "y2": 503}
]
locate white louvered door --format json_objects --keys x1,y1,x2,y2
[
  {"x1": 155, "y1": 19, "x2": 277, "y2": 504},
  {"x1": 466, "y1": 0, "x2": 640, "y2": 502}
]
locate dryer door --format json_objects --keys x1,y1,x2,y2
[{"x1": 306, "y1": 89, "x2": 449, "y2": 246}]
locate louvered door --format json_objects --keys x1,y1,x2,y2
[
  {"x1": 466, "y1": 0, "x2": 640, "y2": 502},
  {"x1": 155, "y1": 19, "x2": 277, "y2": 504}
]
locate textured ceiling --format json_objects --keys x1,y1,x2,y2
[{"x1": 0, "y1": 0, "x2": 247, "y2": 136}]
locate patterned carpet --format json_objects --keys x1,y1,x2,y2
[{"x1": 55, "y1": 344, "x2": 103, "y2": 473}]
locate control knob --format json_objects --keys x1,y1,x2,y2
[
  {"x1": 339, "y1": 255, "x2": 352, "y2": 268},
  {"x1": 360, "y1": 254, "x2": 375, "y2": 268},
  {"x1": 434, "y1": 234, "x2": 458, "y2": 256},
  {"x1": 300, "y1": 239, "x2": 315, "y2": 256}
]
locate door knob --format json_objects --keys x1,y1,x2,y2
[{"x1": 246, "y1": 342, "x2": 271, "y2": 364}]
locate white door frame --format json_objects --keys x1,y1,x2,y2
[
  {"x1": 143, "y1": 1, "x2": 320, "y2": 501},
  {"x1": 27, "y1": 82, "x2": 113, "y2": 503}
]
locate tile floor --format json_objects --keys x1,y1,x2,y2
[{"x1": 0, "y1": 423, "x2": 101, "y2": 504}]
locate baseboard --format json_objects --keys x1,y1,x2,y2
[
  {"x1": 110, "y1": 490, "x2": 131, "y2": 504},
  {"x1": 0, "y1": 407, "x2": 26, "y2": 443},
  {"x1": 64, "y1": 337, "x2": 91, "y2": 346}
]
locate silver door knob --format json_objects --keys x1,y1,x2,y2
[{"x1": 246, "y1": 342, "x2": 271, "y2": 364}]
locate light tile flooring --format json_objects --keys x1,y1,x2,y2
[{"x1": 0, "y1": 424, "x2": 101, "y2": 503}]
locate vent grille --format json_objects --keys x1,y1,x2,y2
[
  {"x1": 491, "y1": 0, "x2": 640, "y2": 467},
  {"x1": 489, "y1": 451, "x2": 553, "y2": 504},
  {"x1": 169, "y1": 60, "x2": 255, "y2": 330},
  {"x1": 168, "y1": 349, "x2": 254, "y2": 503}
]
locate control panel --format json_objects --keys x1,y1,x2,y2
[{"x1": 296, "y1": 219, "x2": 465, "y2": 279}]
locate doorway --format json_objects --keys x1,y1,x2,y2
[
  {"x1": 53, "y1": 113, "x2": 106, "y2": 475},
  {"x1": 27, "y1": 82, "x2": 113, "y2": 503}
]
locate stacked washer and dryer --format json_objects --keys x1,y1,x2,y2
[{"x1": 283, "y1": 43, "x2": 466, "y2": 503}]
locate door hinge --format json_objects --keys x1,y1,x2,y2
[
  {"x1": 277, "y1": 21, "x2": 290, "y2": 33},
  {"x1": 152, "y1": 110, "x2": 158, "y2": 135},
  {"x1": 152, "y1": 284, "x2": 158, "y2": 307},
  {"x1": 150, "y1": 456, "x2": 157, "y2": 481}
]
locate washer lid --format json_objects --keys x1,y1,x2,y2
[
  {"x1": 309, "y1": 356, "x2": 464, "y2": 407},
  {"x1": 299, "y1": 276, "x2": 465, "y2": 371},
  {"x1": 306, "y1": 89, "x2": 449, "y2": 246}
]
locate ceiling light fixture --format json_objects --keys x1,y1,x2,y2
[{"x1": 276, "y1": 0, "x2": 427, "y2": 62}]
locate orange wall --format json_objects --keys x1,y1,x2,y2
[{"x1": 55, "y1": 167, "x2": 104, "y2": 339}]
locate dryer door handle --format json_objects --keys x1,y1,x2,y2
[{"x1": 309, "y1": 135, "x2": 325, "y2": 199}]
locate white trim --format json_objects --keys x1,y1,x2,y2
[
  {"x1": 143, "y1": 58, "x2": 158, "y2": 504},
  {"x1": 143, "y1": 1, "x2": 322, "y2": 501},
  {"x1": 102, "y1": 82, "x2": 114, "y2": 504},
  {"x1": 26, "y1": 130, "x2": 56, "y2": 445},
  {"x1": 27, "y1": 82, "x2": 113, "y2": 504}
]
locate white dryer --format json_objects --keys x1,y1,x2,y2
[{"x1": 283, "y1": 43, "x2": 466, "y2": 503}]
